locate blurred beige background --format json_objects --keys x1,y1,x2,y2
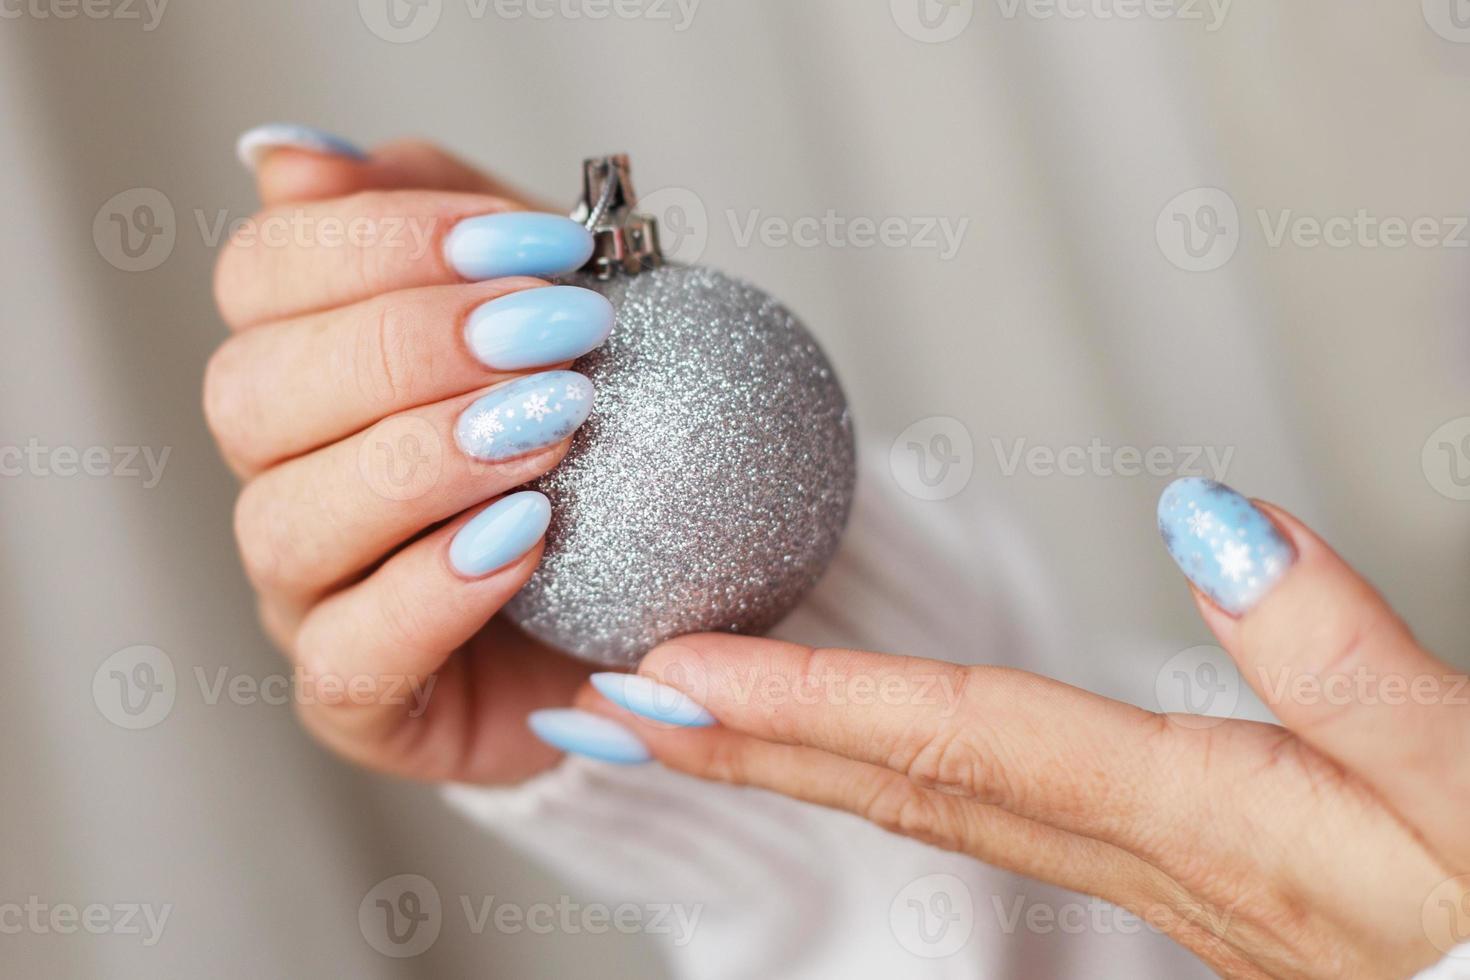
[{"x1": 2, "y1": 0, "x2": 1467, "y2": 976}]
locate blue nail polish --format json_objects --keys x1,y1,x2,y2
[
  {"x1": 444, "y1": 213, "x2": 595, "y2": 280},
  {"x1": 527, "y1": 709, "x2": 651, "y2": 765},
  {"x1": 465, "y1": 286, "x2": 614, "y2": 371},
  {"x1": 449, "y1": 491, "x2": 552, "y2": 578},
  {"x1": 590, "y1": 673, "x2": 715, "y2": 728},
  {"x1": 455, "y1": 370, "x2": 594, "y2": 462},
  {"x1": 236, "y1": 123, "x2": 367, "y2": 170},
  {"x1": 1157, "y1": 478, "x2": 1295, "y2": 615}
]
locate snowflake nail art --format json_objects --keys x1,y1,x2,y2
[
  {"x1": 455, "y1": 370, "x2": 595, "y2": 462},
  {"x1": 1157, "y1": 477, "x2": 1295, "y2": 615}
]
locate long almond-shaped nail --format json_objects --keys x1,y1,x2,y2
[
  {"x1": 590, "y1": 673, "x2": 715, "y2": 728},
  {"x1": 527, "y1": 709, "x2": 650, "y2": 764},
  {"x1": 454, "y1": 370, "x2": 594, "y2": 462},
  {"x1": 449, "y1": 491, "x2": 551, "y2": 578},
  {"x1": 465, "y1": 286, "x2": 614, "y2": 371},
  {"x1": 1157, "y1": 477, "x2": 1295, "y2": 615},
  {"x1": 443, "y1": 213, "x2": 595, "y2": 280},
  {"x1": 235, "y1": 123, "x2": 367, "y2": 171}
]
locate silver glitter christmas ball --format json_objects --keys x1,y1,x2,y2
[{"x1": 503, "y1": 262, "x2": 857, "y2": 667}]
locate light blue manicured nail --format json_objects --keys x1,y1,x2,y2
[
  {"x1": 1157, "y1": 478, "x2": 1295, "y2": 616},
  {"x1": 590, "y1": 673, "x2": 715, "y2": 728},
  {"x1": 465, "y1": 286, "x2": 614, "y2": 371},
  {"x1": 235, "y1": 124, "x2": 367, "y2": 170},
  {"x1": 455, "y1": 370, "x2": 593, "y2": 462},
  {"x1": 528, "y1": 709, "x2": 651, "y2": 765},
  {"x1": 449, "y1": 491, "x2": 551, "y2": 578},
  {"x1": 443, "y1": 213, "x2": 595, "y2": 280}
]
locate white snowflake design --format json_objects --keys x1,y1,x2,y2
[
  {"x1": 1186, "y1": 510, "x2": 1214, "y2": 539},
  {"x1": 522, "y1": 392, "x2": 552, "y2": 422},
  {"x1": 1216, "y1": 539, "x2": 1254, "y2": 583},
  {"x1": 465, "y1": 409, "x2": 504, "y2": 444},
  {"x1": 564, "y1": 384, "x2": 585, "y2": 402}
]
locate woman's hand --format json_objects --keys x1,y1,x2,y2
[
  {"x1": 569, "y1": 479, "x2": 1469, "y2": 977},
  {"x1": 206, "y1": 127, "x2": 609, "y2": 783}
]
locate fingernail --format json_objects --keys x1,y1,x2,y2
[
  {"x1": 444, "y1": 213, "x2": 595, "y2": 280},
  {"x1": 449, "y1": 491, "x2": 552, "y2": 578},
  {"x1": 235, "y1": 123, "x2": 367, "y2": 171},
  {"x1": 465, "y1": 286, "x2": 614, "y2": 371},
  {"x1": 1157, "y1": 477, "x2": 1296, "y2": 616},
  {"x1": 455, "y1": 370, "x2": 594, "y2": 462},
  {"x1": 590, "y1": 673, "x2": 715, "y2": 728},
  {"x1": 527, "y1": 709, "x2": 651, "y2": 765}
]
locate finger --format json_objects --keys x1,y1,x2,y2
[
  {"x1": 1157, "y1": 477, "x2": 1470, "y2": 866},
  {"x1": 624, "y1": 635, "x2": 1217, "y2": 865},
  {"x1": 204, "y1": 278, "x2": 613, "y2": 475},
  {"x1": 212, "y1": 190, "x2": 594, "y2": 329},
  {"x1": 570, "y1": 685, "x2": 1251, "y2": 965},
  {"x1": 292, "y1": 493, "x2": 591, "y2": 781},
  {"x1": 233, "y1": 370, "x2": 593, "y2": 601},
  {"x1": 239, "y1": 126, "x2": 549, "y2": 208}
]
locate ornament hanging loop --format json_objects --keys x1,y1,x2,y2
[{"x1": 571, "y1": 155, "x2": 664, "y2": 280}]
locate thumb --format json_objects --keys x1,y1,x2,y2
[
  {"x1": 235, "y1": 124, "x2": 550, "y2": 207},
  {"x1": 1157, "y1": 477, "x2": 1470, "y2": 869}
]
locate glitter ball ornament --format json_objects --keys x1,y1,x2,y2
[{"x1": 503, "y1": 156, "x2": 857, "y2": 667}]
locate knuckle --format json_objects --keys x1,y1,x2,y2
[
  {"x1": 202, "y1": 339, "x2": 256, "y2": 458},
  {"x1": 901, "y1": 724, "x2": 1017, "y2": 809},
  {"x1": 232, "y1": 479, "x2": 303, "y2": 593},
  {"x1": 354, "y1": 299, "x2": 422, "y2": 408},
  {"x1": 860, "y1": 776, "x2": 941, "y2": 840}
]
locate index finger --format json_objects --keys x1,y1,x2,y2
[{"x1": 212, "y1": 190, "x2": 593, "y2": 328}]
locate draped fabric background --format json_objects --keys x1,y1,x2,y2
[{"x1": 2, "y1": 1, "x2": 1467, "y2": 976}]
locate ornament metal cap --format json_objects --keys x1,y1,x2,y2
[{"x1": 571, "y1": 155, "x2": 664, "y2": 280}]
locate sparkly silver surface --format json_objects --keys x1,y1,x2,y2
[{"x1": 504, "y1": 264, "x2": 857, "y2": 667}]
